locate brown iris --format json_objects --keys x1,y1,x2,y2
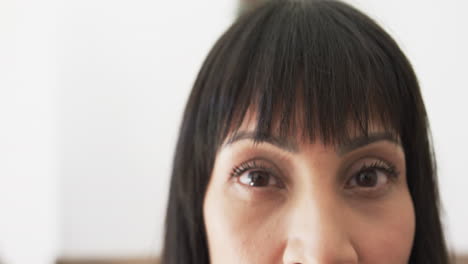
[
  {"x1": 355, "y1": 170, "x2": 378, "y2": 187},
  {"x1": 245, "y1": 170, "x2": 270, "y2": 187}
]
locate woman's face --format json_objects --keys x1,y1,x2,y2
[{"x1": 203, "y1": 115, "x2": 415, "y2": 263}]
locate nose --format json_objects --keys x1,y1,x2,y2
[{"x1": 282, "y1": 191, "x2": 359, "y2": 264}]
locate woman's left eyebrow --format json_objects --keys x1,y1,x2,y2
[{"x1": 337, "y1": 132, "x2": 401, "y2": 156}]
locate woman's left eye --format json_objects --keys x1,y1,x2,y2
[
  {"x1": 345, "y1": 159, "x2": 399, "y2": 193},
  {"x1": 348, "y1": 168, "x2": 389, "y2": 189}
]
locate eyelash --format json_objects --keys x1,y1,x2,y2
[
  {"x1": 230, "y1": 160, "x2": 276, "y2": 179},
  {"x1": 354, "y1": 160, "x2": 399, "y2": 179},
  {"x1": 230, "y1": 159, "x2": 400, "y2": 189}
]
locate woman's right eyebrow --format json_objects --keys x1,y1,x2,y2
[{"x1": 223, "y1": 131, "x2": 299, "y2": 153}]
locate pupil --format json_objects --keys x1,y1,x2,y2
[
  {"x1": 248, "y1": 171, "x2": 269, "y2": 186},
  {"x1": 357, "y1": 170, "x2": 377, "y2": 187}
]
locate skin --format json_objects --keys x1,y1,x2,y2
[{"x1": 203, "y1": 114, "x2": 415, "y2": 264}]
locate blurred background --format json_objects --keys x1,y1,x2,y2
[{"x1": 0, "y1": 0, "x2": 467, "y2": 263}]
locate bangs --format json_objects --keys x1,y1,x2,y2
[{"x1": 196, "y1": 0, "x2": 409, "y2": 149}]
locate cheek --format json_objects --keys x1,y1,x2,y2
[
  {"x1": 352, "y1": 189, "x2": 415, "y2": 263},
  {"x1": 203, "y1": 180, "x2": 286, "y2": 263}
]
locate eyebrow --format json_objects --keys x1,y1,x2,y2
[
  {"x1": 336, "y1": 132, "x2": 401, "y2": 156},
  {"x1": 223, "y1": 131, "x2": 400, "y2": 155},
  {"x1": 225, "y1": 131, "x2": 299, "y2": 153}
]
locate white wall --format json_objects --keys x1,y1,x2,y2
[
  {"x1": 0, "y1": 0, "x2": 59, "y2": 263},
  {"x1": 57, "y1": 0, "x2": 236, "y2": 258}
]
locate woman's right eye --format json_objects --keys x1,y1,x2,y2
[
  {"x1": 231, "y1": 159, "x2": 283, "y2": 188},
  {"x1": 238, "y1": 170, "x2": 277, "y2": 187}
]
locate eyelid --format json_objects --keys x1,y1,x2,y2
[
  {"x1": 230, "y1": 159, "x2": 274, "y2": 177},
  {"x1": 227, "y1": 142, "x2": 293, "y2": 173}
]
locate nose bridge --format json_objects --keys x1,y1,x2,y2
[
  {"x1": 294, "y1": 187, "x2": 346, "y2": 244},
  {"x1": 283, "y1": 184, "x2": 359, "y2": 263}
]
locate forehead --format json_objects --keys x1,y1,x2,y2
[
  {"x1": 223, "y1": 108, "x2": 400, "y2": 153},
  {"x1": 229, "y1": 106, "x2": 395, "y2": 136}
]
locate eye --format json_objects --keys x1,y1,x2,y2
[
  {"x1": 345, "y1": 160, "x2": 399, "y2": 191},
  {"x1": 238, "y1": 170, "x2": 277, "y2": 187},
  {"x1": 231, "y1": 160, "x2": 282, "y2": 188},
  {"x1": 348, "y1": 168, "x2": 387, "y2": 188}
]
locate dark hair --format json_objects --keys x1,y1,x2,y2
[{"x1": 162, "y1": 0, "x2": 451, "y2": 263}]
